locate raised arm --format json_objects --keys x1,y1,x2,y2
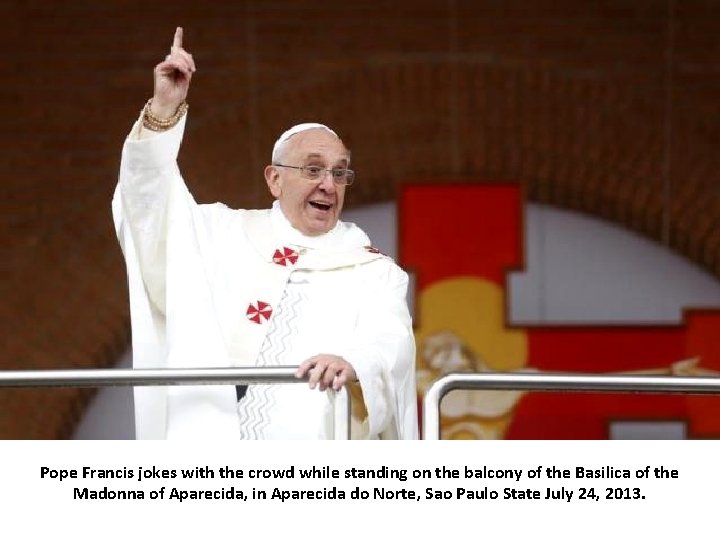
[{"x1": 114, "y1": 27, "x2": 201, "y2": 312}]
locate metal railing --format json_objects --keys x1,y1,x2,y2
[
  {"x1": 423, "y1": 372, "x2": 720, "y2": 440},
  {"x1": 0, "y1": 366, "x2": 351, "y2": 440}
]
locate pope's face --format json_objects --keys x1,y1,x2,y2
[{"x1": 265, "y1": 129, "x2": 349, "y2": 236}]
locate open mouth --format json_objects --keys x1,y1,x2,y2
[{"x1": 309, "y1": 201, "x2": 332, "y2": 211}]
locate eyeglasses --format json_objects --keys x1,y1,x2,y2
[{"x1": 273, "y1": 164, "x2": 355, "y2": 186}]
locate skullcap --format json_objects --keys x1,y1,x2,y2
[{"x1": 272, "y1": 123, "x2": 339, "y2": 161}]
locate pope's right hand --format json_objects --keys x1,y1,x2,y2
[{"x1": 151, "y1": 27, "x2": 196, "y2": 119}]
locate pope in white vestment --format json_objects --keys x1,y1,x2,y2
[{"x1": 111, "y1": 30, "x2": 417, "y2": 440}]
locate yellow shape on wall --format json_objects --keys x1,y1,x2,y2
[{"x1": 415, "y1": 277, "x2": 529, "y2": 439}]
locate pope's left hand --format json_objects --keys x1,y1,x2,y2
[{"x1": 296, "y1": 354, "x2": 357, "y2": 391}]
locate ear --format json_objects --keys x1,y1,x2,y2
[{"x1": 264, "y1": 165, "x2": 282, "y2": 198}]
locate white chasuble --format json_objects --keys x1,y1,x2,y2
[{"x1": 113, "y1": 115, "x2": 418, "y2": 440}]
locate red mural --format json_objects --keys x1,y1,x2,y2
[{"x1": 400, "y1": 184, "x2": 720, "y2": 439}]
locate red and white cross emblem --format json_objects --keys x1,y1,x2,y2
[
  {"x1": 272, "y1": 246, "x2": 299, "y2": 266},
  {"x1": 246, "y1": 301, "x2": 272, "y2": 324}
]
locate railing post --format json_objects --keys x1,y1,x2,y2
[{"x1": 332, "y1": 387, "x2": 350, "y2": 440}]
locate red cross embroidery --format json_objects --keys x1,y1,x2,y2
[
  {"x1": 246, "y1": 301, "x2": 272, "y2": 324},
  {"x1": 364, "y1": 245, "x2": 382, "y2": 254},
  {"x1": 272, "y1": 246, "x2": 299, "y2": 266}
]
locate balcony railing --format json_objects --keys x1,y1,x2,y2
[
  {"x1": 0, "y1": 366, "x2": 351, "y2": 440},
  {"x1": 422, "y1": 372, "x2": 720, "y2": 440}
]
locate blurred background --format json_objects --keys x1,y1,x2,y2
[{"x1": 2, "y1": 0, "x2": 718, "y2": 439}]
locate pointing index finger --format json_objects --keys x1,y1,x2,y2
[{"x1": 172, "y1": 27, "x2": 183, "y2": 49}]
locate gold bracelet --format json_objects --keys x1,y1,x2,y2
[{"x1": 141, "y1": 98, "x2": 188, "y2": 132}]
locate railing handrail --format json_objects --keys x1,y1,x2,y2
[
  {"x1": 0, "y1": 366, "x2": 351, "y2": 440},
  {"x1": 423, "y1": 372, "x2": 720, "y2": 440}
]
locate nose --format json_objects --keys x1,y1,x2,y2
[{"x1": 318, "y1": 171, "x2": 336, "y2": 192}]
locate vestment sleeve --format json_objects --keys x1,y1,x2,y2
[
  {"x1": 114, "y1": 115, "x2": 228, "y2": 312},
  {"x1": 342, "y1": 262, "x2": 418, "y2": 439},
  {"x1": 113, "y1": 116, "x2": 190, "y2": 312},
  {"x1": 112, "y1": 115, "x2": 237, "y2": 439}
]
